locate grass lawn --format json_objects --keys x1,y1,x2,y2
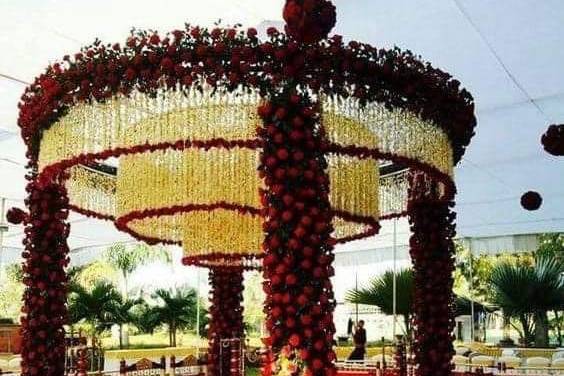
[
  {"x1": 246, "y1": 367, "x2": 260, "y2": 376},
  {"x1": 101, "y1": 331, "x2": 206, "y2": 350},
  {"x1": 101, "y1": 331, "x2": 264, "y2": 350}
]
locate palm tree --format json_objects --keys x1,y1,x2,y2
[
  {"x1": 105, "y1": 243, "x2": 171, "y2": 346},
  {"x1": 104, "y1": 243, "x2": 171, "y2": 298},
  {"x1": 489, "y1": 255, "x2": 564, "y2": 347},
  {"x1": 67, "y1": 282, "x2": 123, "y2": 342},
  {"x1": 106, "y1": 296, "x2": 142, "y2": 349},
  {"x1": 346, "y1": 269, "x2": 414, "y2": 336},
  {"x1": 152, "y1": 287, "x2": 198, "y2": 347},
  {"x1": 346, "y1": 268, "x2": 491, "y2": 339},
  {"x1": 130, "y1": 303, "x2": 162, "y2": 335},
  {"x1": 68, "y1": 282, "x2": 142, "y2": 349}
]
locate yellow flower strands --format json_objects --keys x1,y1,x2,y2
[{"x1": 35, "y1": 85, "x2": 454, "y2": 261}]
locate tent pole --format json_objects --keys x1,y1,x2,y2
[
  {"x1": 196, "y1": 267, "x2": 201, "y2": 356},
  {"x1": 355, "y1": 272, "x2": 359, "y2": 324},
  {"x1": 393, "y1": 217, "x2": 397, "y2": 338},
  {"x1": 469, "y1": 242, "x2": 475, "y2": 342},
  {"x1": 0, "y1": 198, "x2": 6, "y2": 280}
]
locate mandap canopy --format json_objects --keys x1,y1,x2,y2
[{"x1": 9, "y1": 0, "x2": 476, "y2": 375}]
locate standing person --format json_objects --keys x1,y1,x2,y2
[{"x1": 348, "y1": 320, "x2": 367, "y2": 361}]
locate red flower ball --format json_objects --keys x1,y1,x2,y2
[
  {"x1": 541, "y1": 124, "x2": 564, "y2": 156},
  {"x1": 6, "y1": 207, "x2": 27, "y2": 225},
  {"x1": 521, "y1": 191, "x2": 543, "y2": 211},
  {"x1": 283, "y1": 0, "x2": 337, "y2": 44}
]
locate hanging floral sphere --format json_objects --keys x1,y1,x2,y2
[
  {"x1": 521, "y1": 191, "x2": 543, "y2": 211},
  {"x1": 541, "y1": 124, "x2": 564, "y2": 156},
  {"x1": 6, "y1": 207, "x2": 27, "y2": 225},
  {"x1": 283, "y1": 0, "x2": 337, "y2": 43}
]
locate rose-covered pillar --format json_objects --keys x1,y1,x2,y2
[
  {"x1": 19, "y1": 178, "x2": 71, "y2": 376},
  {"x1": 258, "y1": 90, "x2": 337, "y2": 376},
  {"x1": 208, "y1": 267, "x2": 245, "y2": 376},
  {"x1": 408, "y1": 172, "x2": 456, "y2": 376}
]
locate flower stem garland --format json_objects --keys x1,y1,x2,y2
[
  {"x1": 20, "y1": 179, "x2": 70, "y2": 376},
  {"x1": 408, "y1": 172, "x2": 456, "y2": 376},
  {"x1": 258, "y1": 90, "x2": 337, "y2": 376},
  {"x1": 207, "y1": 267, "x2": 245, "y2": 376}
]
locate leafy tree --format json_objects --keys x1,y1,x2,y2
[
  {"x1": 5, "y1": 263, "x2": 23, "y2": 282},
  {"x1": 454, "y1": 243, "x2": 534, "y2": 303},
  {"x1": 74, "y1": 261, "x2": 117, "y2": 290},
  {"x1": 243, "y1": 271, "x2": 266, "y2": 335},
  {"x1": 0, "y1": 264, "x2": 24, "y2": 321},
  {"x1": 537, "y1": 233, "x2": 564, "y2": 261},
  {"x1": 151, "y1": 287, "x2": 198, "y2": 347},
  {"x1": 489, "y1": 255, "x2": 564, "y2": 347},
  {"x1": 537, "y1": 233, "x2": 564, "y2": 345}
]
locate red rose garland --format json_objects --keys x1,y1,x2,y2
[
  {"x1": 258, "y1": 90, "x2": 337, "y2": 376},
  {"x1": 18, "y1": 25, "x2": 475, "y2": 167},
  {"x1": 283, "y1": 0, "x2": 337, "y2": 44},
  {"x1": 19, "y1": 180, "x2": 70, "y2": 376},
  {"x1": 541, "y1": 124, "x2": 564, "y2": 156},
  {"x1": 520, "y1": 191, "x2": 542, "y2": 211},
  {"x1": 207, "y1": 267, "x2": 245, "y2": 376},
  {"x1": 408, "y1": 173, "x2": 456, "y2": 376}
]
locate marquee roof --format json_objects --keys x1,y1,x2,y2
[{"x1": 1, "y1": 0, "x2": 563, "y2": 256}]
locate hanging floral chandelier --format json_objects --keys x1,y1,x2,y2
[{"x1": 14, "y1": 0, "x2": 476, "y2": 375}]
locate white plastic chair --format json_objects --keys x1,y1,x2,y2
[
  {"x1": 498, "y1": 355, "x2": 521, "y2": 368},
  {"x1": 526, "y1": 357, "x2": 550, "y2": 367},
  {"x1": 525, "y1": 357, "x2": 550, "y2": 375},
  {"x1": 7, "y1": 357, "x2": 21, "y2": 371},
  {"x1": 0, "y1": 358, "x2": 9, "y2": 372},
  {"x1": 551, "y1": 358, "x2": 564, "y2": 367},
  {"x1": 452, "y1": 355, "x2": 469, "y2": 372},
  {"x1": 552, "y1": 351, "x2": 564, "y2": 361},
  {"x1": 368, "y1": 354, "x2": 394, "y2": 367},
  {"x1": 455, "y1": 346, "x2": 470, "y2": 355},
  {"x1": 471, "y1": 355, "x2": 495, "y2": 368}
]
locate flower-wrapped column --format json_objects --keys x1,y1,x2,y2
[
  {"x1": 20, "y1": 179, "x2": 71, "y2": 376},
  {"x1": 258, "y1": 90, "x2": 337, "y2": 376},
  {"x1": 408, "y1": 173, "x2": 456, "y2": 376},
  {"x1": 208, "y1": 267, "x2": 245, "y2": 376}
]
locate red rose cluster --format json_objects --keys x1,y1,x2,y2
[
  {"x1": 407, "y1": 173, "x2": 456, "y2": 376},
  {"x1": 207, "y1": 267, "x2": 245, "y2": 376},
  {"x1": 283, "y1": 0, "x2": 337, "y2": 44},
  {"x1": 521, "y1": 191, "x2": 542, "y2": 211},
  {"x1": 6, "y1": 207, "x2": 28, "y2": 225},
  {"x1": 257, "y1": 91, "x2": 337, "y2": 376},
  {"x1": 19, "y1": 180, "x2": 70, "y2": 376},
  {"x1": 541, "y1": 124, "x2": 564, "y2": 156}
]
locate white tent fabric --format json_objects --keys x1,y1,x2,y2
[{"x1": 1, "y1": 0, "x2": 563, "y2": 255}]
